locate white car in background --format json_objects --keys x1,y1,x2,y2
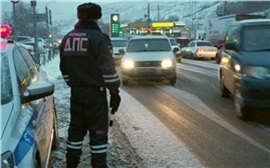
[
  {"x1": 20, "y1": 37, "x2": 48, "y2": 55},
  {"x1": 8, "y1": 36, "x2": 46, "y2": 54},
  {"x1": 181, "y1": 40, "x2": 218, "y2": 60},
  {"x1": 111, "y1": 37, "x2": 127, "y2": 63},
  {"x1": 15, "y1": 42, "x2": 35, "y2": 55}
]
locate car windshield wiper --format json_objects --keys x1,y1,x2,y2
[
  {"x1": 132, "y1": 50, "x2": 151, "y2": 52},
  {"x1": 261, "y1": 49, "x2": 270, "y2": 51},
  {"x1": 247, "y1": 48, "x2": 270, "y2": 51},
  {"x1": 129, "y1": 49, "x2": 169, "y2": 52},
  {"x1": 154, "y1": 49, "x2": 169, "y2": 51}
]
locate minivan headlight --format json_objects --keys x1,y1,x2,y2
[
  {"x1": 246, "y1": 66, "x2": 270, "y2": 79},
  {"x1": 122, "y1": 59, "x2": 134, "y2": 69},
  {"x1": 1, "y1": 151, "x2": 15, "y2": 168},
  {"x1": 161, "y1": 59, "x2": 173, "y2": 69}
]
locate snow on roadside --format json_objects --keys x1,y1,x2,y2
[
  {"x1": 41, "y1": 56, "x2": 70, "y2": 137},
  {"x1": 116, "y1": 90, "x2": 203, "y2": 167}
]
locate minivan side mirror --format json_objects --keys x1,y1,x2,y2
[
  {"x1": 173, "y1": 47, "x2": 179, "y2": 53},
  {"x1": 119, "y1": 49, "x2": 125, "y2": 55},
  {"x1": 225, "y1": 42, "x2": 238, "y2": 51}
]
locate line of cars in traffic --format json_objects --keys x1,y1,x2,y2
[
  {"x1": 174, "y1": 19, "x2": 270, "y2": 120},
  {"x1": 111, "y1": 36, "x2": 186, "y2": 63},
  {"x1": 8, "y1": 35, "x2": 60, "y2": 56},
  {"x1": 110, "y1": 35, "x2": 218, "y2": 87},
  {"x1": 112, "y1": 17, "x2": 270, "y2": 120}
]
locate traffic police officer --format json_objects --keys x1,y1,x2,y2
[{"x1": 59, "y1": 2, "x2": 121, "y2": 168}]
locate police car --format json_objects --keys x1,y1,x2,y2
[{"x1": 1, "y1": 24, "x2": 59, "y2": 167}]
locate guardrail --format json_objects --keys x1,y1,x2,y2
[{"x1": 35, "y1": 48, "x2": 59, "y2": 66}]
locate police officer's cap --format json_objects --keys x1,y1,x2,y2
[{"x1": 77, "y1": 2, "x2": 102, "y2": 20}]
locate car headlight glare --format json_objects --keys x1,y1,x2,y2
[
  {"x1": 234, "y1": 64, "x2": 241, "y2": 73},
  {"x1": 246, "y1": 66, "x2": 270, "y2": 79},
  {"x1": 122, "y1": 59, "x2": 134, "y2": 69},
  {"x1": 162, "y1": 59, "x2": 173, "y2": 69},
  {"x1": 1, "y1": 151, "x2": 15, "y2": 168},
  {"x1": 221, "y1": 57, "x2": 229, "y2": 64}
]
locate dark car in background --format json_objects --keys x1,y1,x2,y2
[
  {"x1": 44, "y1": 38, "x2": 60, "y2": 54},
  {"x1": 219, "y1": 19, "x2": 270, "y2": 119},
  {"x1": 168, "y1": 37, "x2": 182, "y2": 62},
  {"x1": 175, "y1": 37, "x2": 192, "y2": 48},
  {"x1": 215, "y1": 47, "x2": 225, "y2": 64}
]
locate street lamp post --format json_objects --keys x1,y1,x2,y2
[
  {"x1": 46, "y1": 6, "x2": 50, "y2": 37},
  {"x1": 31, "y1": 0, "x2": 39, "y2": 65},
  {"x1": 146, "y1": 3, "x2": 152, "y2": 34},
  {"x1": 45, "y1": 1, "x2": 55, "y2": 38},
  {"x1": 10, "y1": 0, "x2": 20, "y2": 41}
]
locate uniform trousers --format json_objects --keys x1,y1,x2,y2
[{"x1": 66, "y1": 87, "x2": 108, "y2": 168}]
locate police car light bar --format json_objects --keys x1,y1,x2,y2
[{"x1": 0, "y1": 24, "x2": 12, "y2": 38}]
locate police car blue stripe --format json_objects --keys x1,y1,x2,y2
[{"x1": 14, "y1": 113, "x2": 36, "y2": 166}]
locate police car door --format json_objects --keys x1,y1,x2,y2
[{"x1": 13, "y1": 46, "x2": 51, "y2": 167}]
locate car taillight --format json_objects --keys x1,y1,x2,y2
[
  {"x1": 28, "y1": 49, "x2": 32, "y2": 53},
  {"x1": 43, "y1": 44, "x2": 47, "y2": 49}
]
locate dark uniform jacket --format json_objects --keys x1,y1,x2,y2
[{"x1": 60, "y1": 20, "x2": 120, "y2": 95}]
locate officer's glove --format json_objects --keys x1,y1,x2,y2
[{"x1": 110, "y1": 94, "x2": 121, "y2": 112}]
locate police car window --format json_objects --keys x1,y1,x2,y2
[
  {"x1": 18, "y1": 47, "x2": 38, "y2": 79},
  {"x1": 1, "y1": 54, "x2": 13, "y2": 104},
  {"x1": 13, "y1": 47, "x2": 34, "y2": 94}
]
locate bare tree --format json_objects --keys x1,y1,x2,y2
[{"x1": 165, "y1": 15, "x2": 179, "y2": 22}]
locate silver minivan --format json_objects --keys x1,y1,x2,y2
[{"x1": 120, "y1": 36, "x2": 178, "y2": 85}]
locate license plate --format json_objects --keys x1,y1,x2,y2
[{"x1": 137, "y1": 68, "x2": 155, "y2": 73}]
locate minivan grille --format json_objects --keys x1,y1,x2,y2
[{"x1": 135, "y1": 61, "x2": 161, "y2": 67}]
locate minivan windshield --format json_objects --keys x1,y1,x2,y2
[
  {"x1": 243, "y1": 25, "x2": 270, "y2": 51},
  {"x1": 127, "y1": 39, "x2": 171, "y2": 52}
]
